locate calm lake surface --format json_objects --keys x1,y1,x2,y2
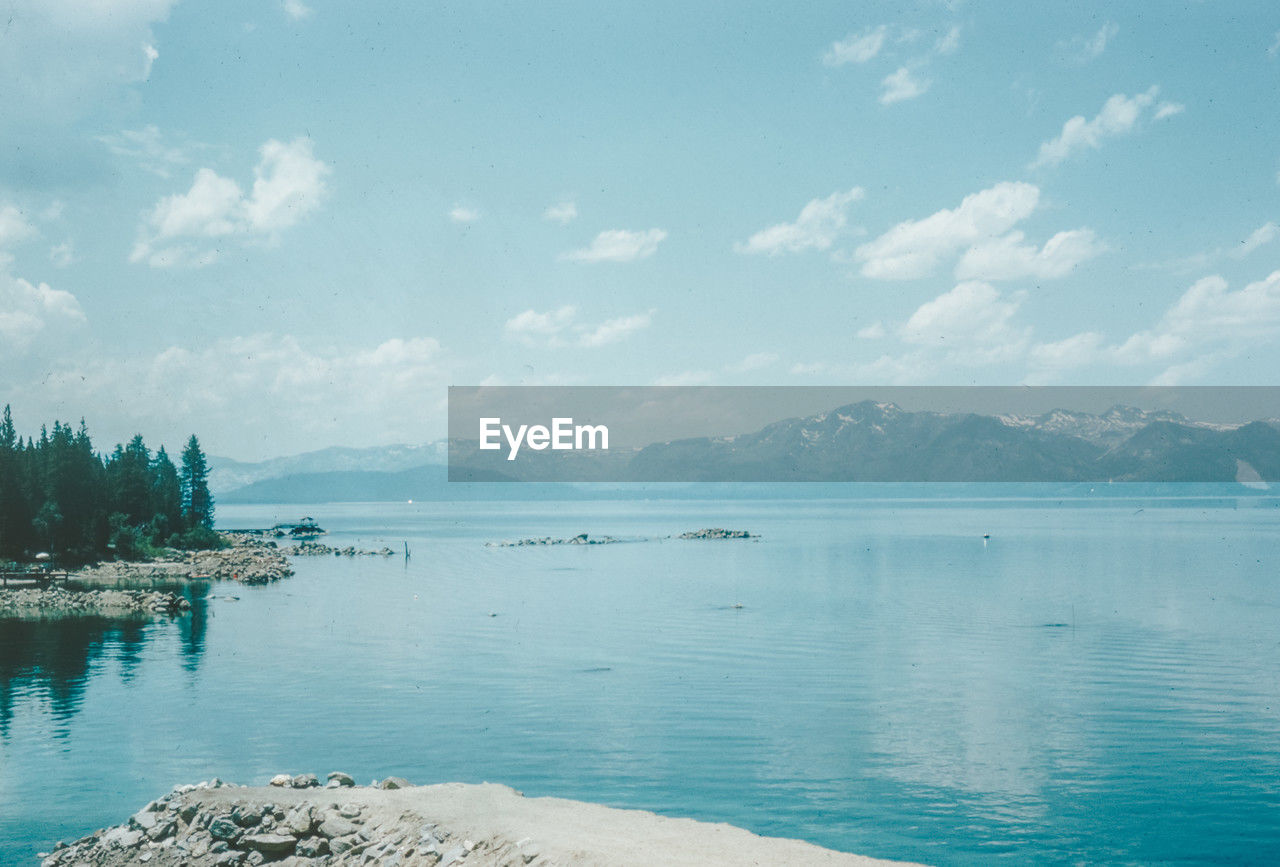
[{"x1": 3, "y1": 493, "x2": 1280, "y2": 865}]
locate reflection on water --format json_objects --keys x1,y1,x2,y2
[
  {"x1": 1, "y1": 495, "x2": 1279, "y2": 865},
  {"x1": 0, "y1": 587, "x2": 208, "y2": 737}
]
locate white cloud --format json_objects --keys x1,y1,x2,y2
[
  {"x1": 1059, "y1": 22, "x2": 1119, "y2": 63},
  {"x1": 0, "y1": 266, "x2": 86, "y2": 352},
  {"x1": 0, "y1": 0, "x2": 178, "y2": 123},
  {"x1": 1028, "y1": 331, "x2": 1106, "y2": 371},
  {"x1": 1154, "y1": 101, "x2": 1185, "y2": 120},
  {"x1": 1030, "y1": 86, "x2": 1165, "y2": 168},
  {"x1": 505, "y1": 306, "x2": 577, "y2": 343},
  {"x1": 934, "y1": 25, "x2": 961, "y2": 56},
  {"x1": 727, "y1": 352, "x2": 780, "y2": 372},
  {"x1": 1029, "y1": 270, "x2": 1280, "y2": 380},
  {"x1": 1232, "y1": 222, "x2": 1279, "y2": 259},
  {"x1": 49, "y1": 241, "x2": 75, "y2": 268},
  {"x1": 448, "y1": 205, "x2": 480, "y2": 224},
  {"x1": 856, "y1": 321, "x2": 886, "y2": 339},
  {"x1": 1269, "y1": 31, "x2": 1280, "y2": 57},
  {"x1": 132, "y1": 137, "x2": 329, "y2": 268},
  {"x1": 561, "y1": 228, "x2": 667, "y2": 263},
  {"x1": 0, "y1": 205, "x2": 38, "y2": 247},
  {"x1": 880, "y1": 66, "x2": 930, "y2": 104},
  {"x1": 900, "y1": 281, "x2": 1028, "y2": 350},
  {"x1": 283, "y1": 0, "x2": 312, "y2": 20},
  {"x1": 823, "y1": 27, "x2": 888, "y2": 66},
  {"x1": 955, "y1": 228, "x2": 1106, "y2": 280},
  {"x1": 96, "y1": 126, "x2": 194, "y2": 178},
  {"x1": 543, "y1": 201, "x2": 578, "y2": 224},
  {"x1": 735, "y1": 188, "x2": 865, "y2": 255},
  {"x1": 856, "y1": 181, "x2": 1040, "y2": 280},
  {"x1": 504, "y1": 306, "x2": 653, "y2": 348},
  {"x1": 654, "y1": 370, "x2": 718, "y2": 386},
  {"x1": 578, "y1": 311, "x2": 654, "y2": 347},
  {"x1": 20, "y1": 334, "x2": 449, "y2": 458}
]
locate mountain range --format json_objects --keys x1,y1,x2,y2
[{"x1": 218, "y1": 403, "x2": 1280, "y2": 502}]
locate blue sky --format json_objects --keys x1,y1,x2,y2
[{"x1": 1, "y1": 1, "x2": 1279, "y2": 459}]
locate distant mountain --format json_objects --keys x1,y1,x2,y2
[
  {"x1": 222, "y1": 401, "x2": 1280, "y2": 500},
  {"x1": 626, "y1": 401, "x2": 1106, "y2": 482},
  {"x1": 622, "y1": 401, "x2": 1280, "y2": 483},
  {"x1": 998, "y1": 404, "x2": 1207, "y2": 446},
  {"x1": 208, "y1": 442, "x2": 446, "y2": 494}
]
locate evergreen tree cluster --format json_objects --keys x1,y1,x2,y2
[{"x1": 0, "y1": 406, "x2": 219, "y2": 565}]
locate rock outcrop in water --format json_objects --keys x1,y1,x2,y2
[
  {"x1": 0, "y1": 587, "x2": 190, "y2": 618},
  {"x1": 677, "y1": 528, "x2": 753, "y2": 540},
  {"x1": 290, "y1": 542, "x2": 396, "y2": 558},
  {"x1": 73, "y1": 535, "x2": 293, "y2": 587},
  {"x1": 37, "y1": 776, "x2": 915, "y2": 866},
  {"x1": 487, "y1": 533, "x2": 621, "y2": 547}
]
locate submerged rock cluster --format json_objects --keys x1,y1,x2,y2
[
  {"x1": 487, "y1": 533, "x2": 620, "y2": 547},
  {"x1": 677, "y1": 528, "x2": 753, "y2": 540},
  {"x1": 0, "y1": 586, "x2": 190, "y2": 618},
  {"x1": 290, "y1": 542, "x2": 396, "y2": 558},
  {"x1": 39, "y1": 776, "x2": 541, "y2": 867}
]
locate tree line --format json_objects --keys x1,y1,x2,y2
[{"x1": 0, "y1": 406, "x2": 219, "y2": 565}]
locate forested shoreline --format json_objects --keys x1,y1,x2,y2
[{"x1": 0, "y1": 406, "x2": 219, "y2": 565}]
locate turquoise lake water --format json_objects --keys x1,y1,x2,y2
[{"x1": 2, "y1": 493, "x2": 1279, "y2": 864}]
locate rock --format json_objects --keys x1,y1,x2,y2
[
  {"x1": 678, "y1": 527, "x2": 753, "y2": 540},
  {"x1": 284, "y1": 804, "x2": 314, "y2": 835},
  {"x1": 232, "y1": 804, "x2": 264, "y2": 827},
  {"x1": 338, "y1": 803, "x2": 361, "y2": 818},
  {"x1": 318, "y1": 816, "x2": 358, "y2": 838},
  {"x1": 214, "y1": 852, "x2": 243, "y2": 866},
  {"x1": 209, "y1": 816, "x2": 241, "y2": 841},
  {"x1": 295, "y1": 836, "x2": 330, "y2": 857},
  {"x1": 146, "y1": 818, "x2": 177, "y2": 841},
  {"x1": 268, "y1": 774, "x2": 292, "y2": 787},
  {"x1": 241, "y1": 833, "x2": 297, "y2": 856},
  {"x1": 131, "y1": 810, "x2": 159, "y2": 831},
  {"x1": 379, "y1": 776, "x2": 410, "y2": 790},
  {"x1": 290, "y1": 772, "x2": 319, "y2": 789},
  {"x1": 329, "y1": 834, "x2": 360, "y2": 856},
  {"x1": 326, "y1": 771, "x2": 355, "y2": 787}
]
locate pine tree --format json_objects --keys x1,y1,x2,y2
[{"x1": 180, "y1": 435, "x2": 214, "y2": 529}]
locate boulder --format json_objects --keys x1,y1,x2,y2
[
  {"x1": 296, "y1": 837, "x2": 330, "y2": 857},
  {"x1": 326, "y1": 771, "x2": 355, "y2": 787},
  {"x1": 318, "y1": 816, "x2": 358, "y2": 838},
  {"x1": 378, "y1": 776, "x2": 410, "y2": 790},
  {"x1": 209, "y1": 816, "x2": 241, "y2": 841},
  {"x1": 290, "y1": 773, "x2": 319, "y2": 789},
  {"x1": 241, "y1": 833, "x2": 297, "y2": 856},
  {"x1": 268, "y1": 774, "x2": 292, "y2": 788}
]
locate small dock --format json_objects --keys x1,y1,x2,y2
[{"x1": 1, "y1": 570, "x2": 72, "y2": 589}]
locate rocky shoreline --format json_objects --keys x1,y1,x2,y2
[
  {"x1": 487, "y1": 533, "x2": 621, "y2": 547},
  {"x1": 38, "y1": 776, "x2": 917, "y2": 867},
  {"x1": 0, "y1": 586, "x2": 190, "y2": 618},
  {"x1": 1, "y1": 534, "x2": 293, "y2": 619}
]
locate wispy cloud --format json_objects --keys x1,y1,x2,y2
[
  {"x1": 0, "y1": 205, "x2": 38, "y2": 247},
  {"x1": 504, "y1": 306, "x2": 653, "y2": 348},
  {"x1": 735, "y1": 188, "x2": 865, "y2": 255},
  {"x1": 823, "y1": 26, "x2": 888, "y2": 66},
  {"x1": 1059, "y1": 22, "x2": 1119, "y2": 64},
  {"x1": 561, "y1": 228, "x2": 667, "y2": 263},
  {"x1": 543, "y1": 201, "x2": 578, "y2": 224},
  {"x1": 880, "y1": 66, "x2": 930, "y2": 105},
  {"x1": 283, "y1": 0, "x2": 313, "y2": 21},
  {"x1": 1030, "y1": 86, "x2": 1173, "y2": 168},
  {"x1": 449, "y1": 205, "x2": 480, "y2": 224},
  {"x1": 934, "y1": 25, "x2": 962, "y2": 56}
]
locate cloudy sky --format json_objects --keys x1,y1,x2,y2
[{"x1": 2, "y1": 1, "x2": 1279, "y2": 460}]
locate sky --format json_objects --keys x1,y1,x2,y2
[{"x1": 2, "y1": 0, "x2": 1280, "y2": 460}]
